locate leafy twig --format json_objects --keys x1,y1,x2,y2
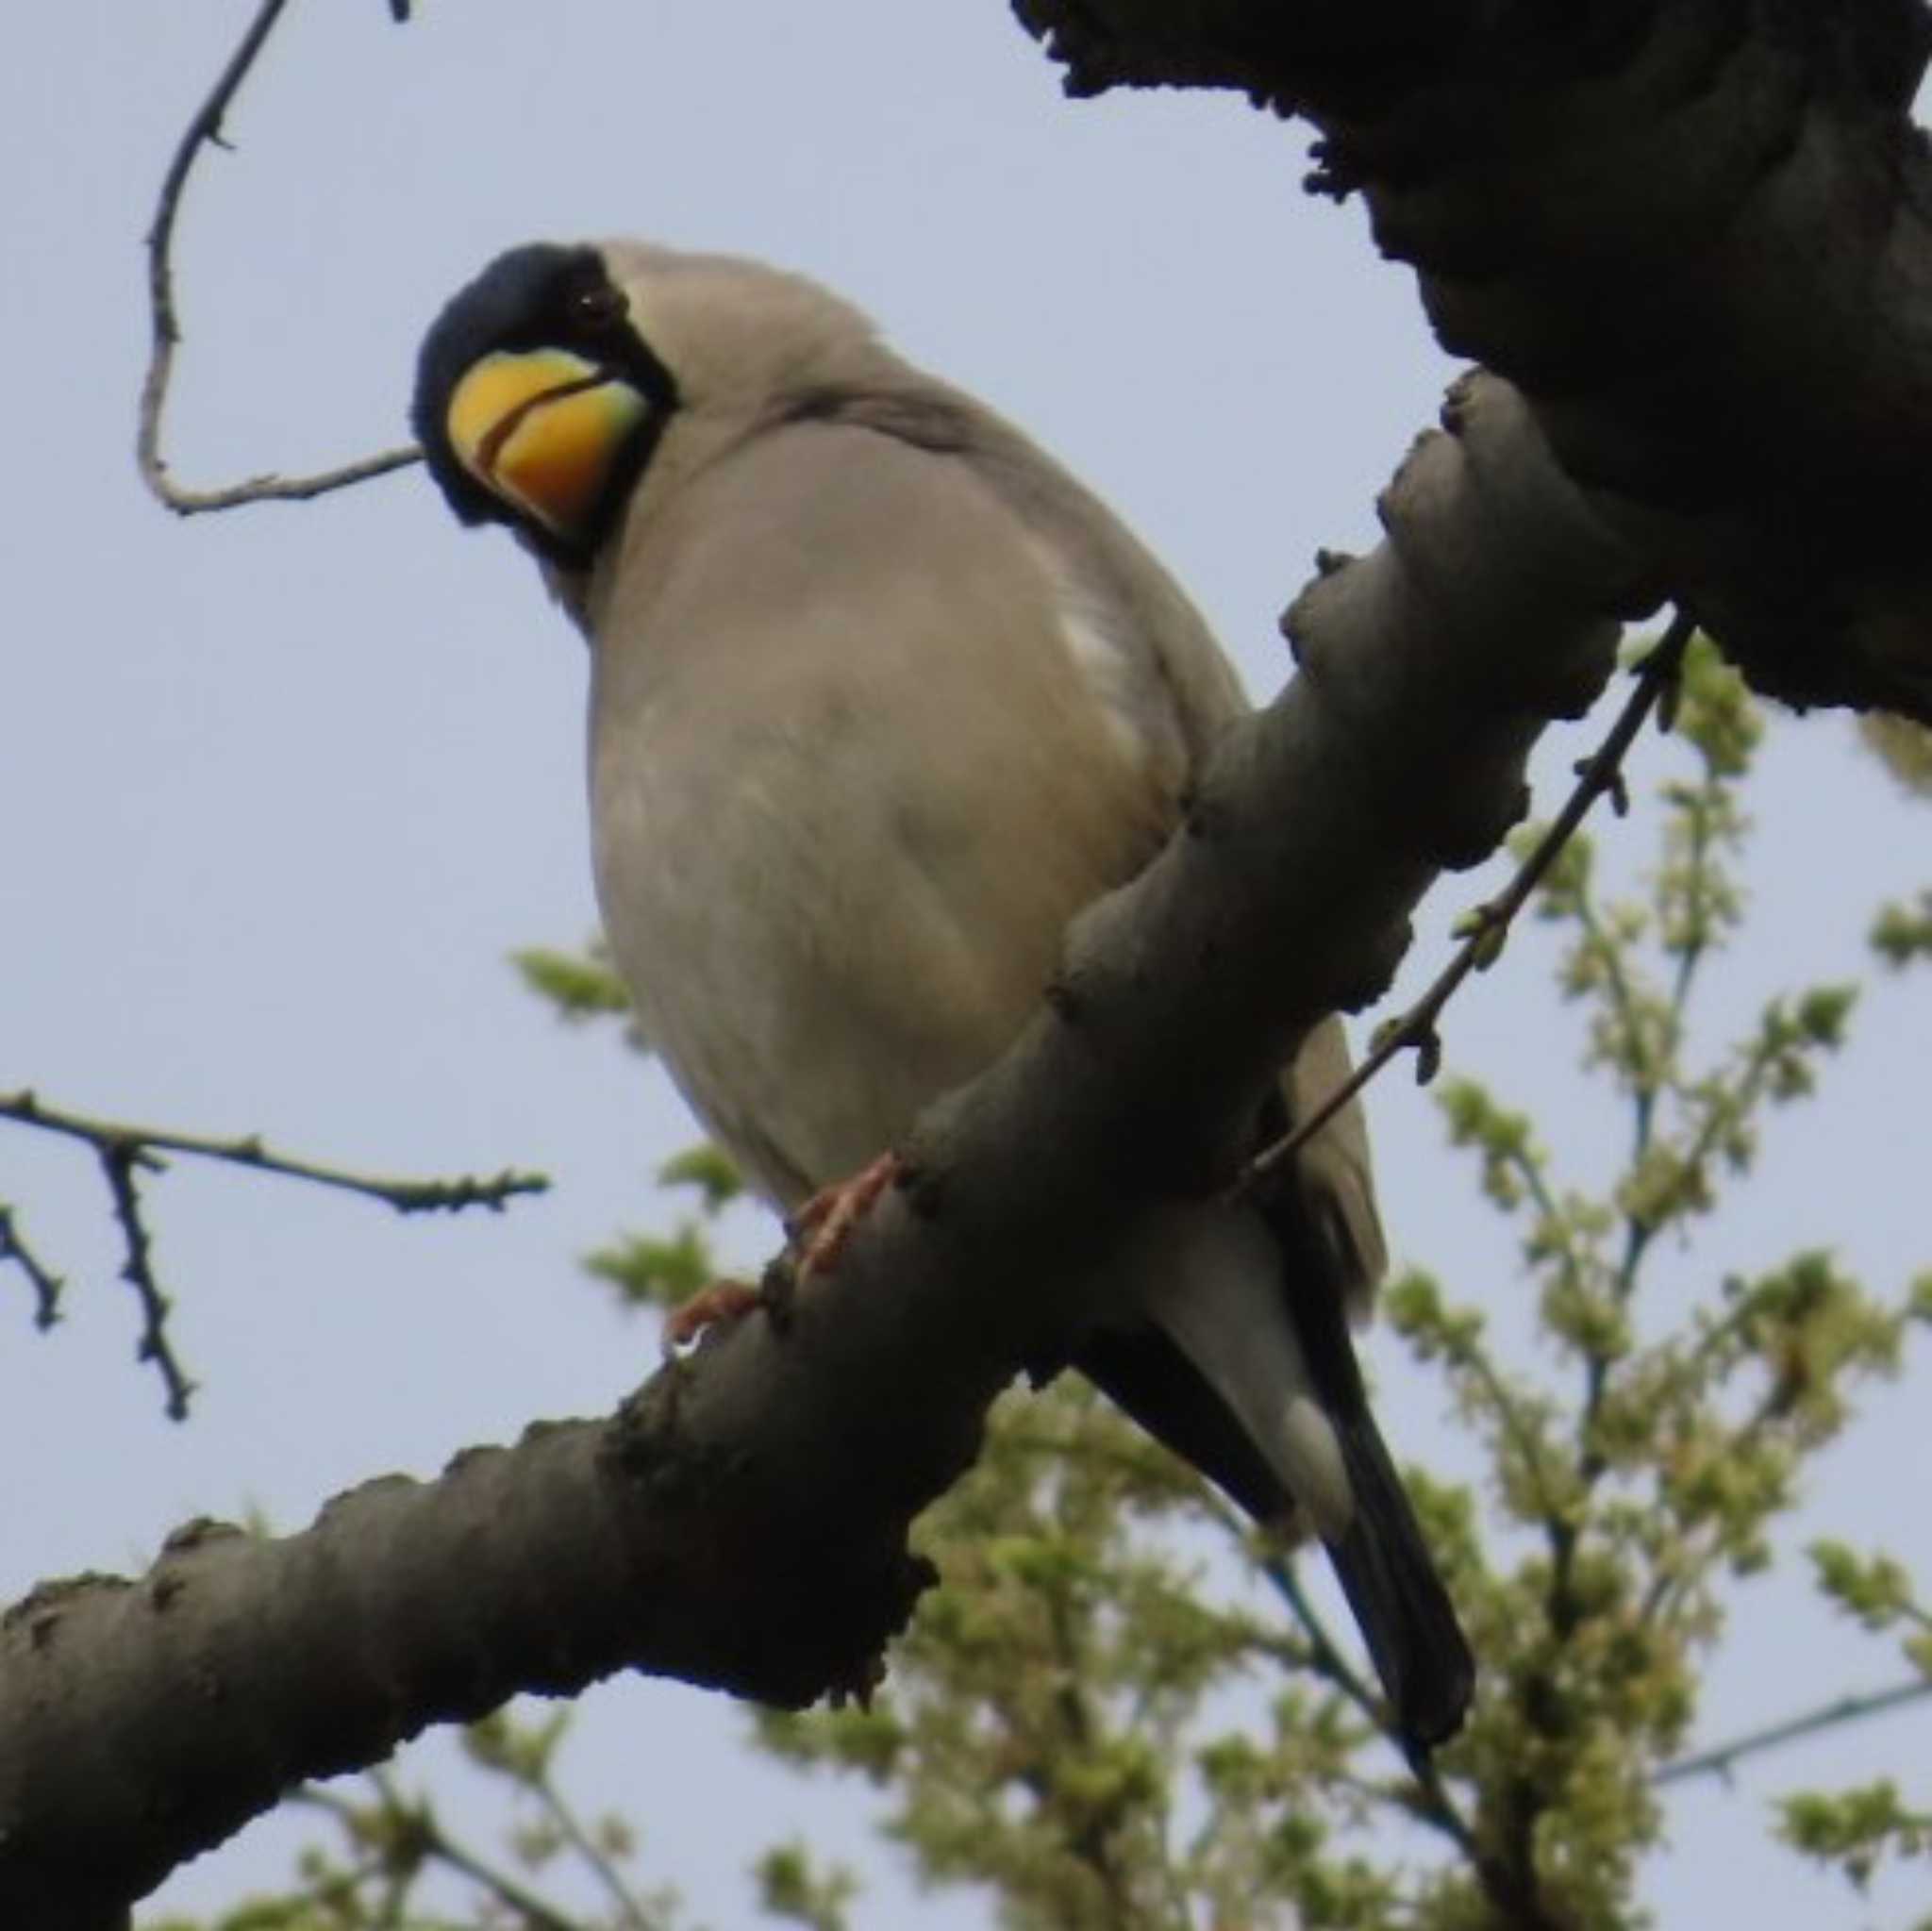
[
  {"x1": 1653, "y1": 1677, "x2": 1932, "y2": 1789},
  {"x1": 138, "y1": 0, "x2": 421, "y2": 514},
  {"x1": 294, "y1": 1776, "x2": 591, "y2": 1931},
  {"x1": 527, "y1": 1761, "x2": 657, "y2": 1931},
  {"x1": 1239, "y1": 608, "x2": 1697, "y2": 1196}
]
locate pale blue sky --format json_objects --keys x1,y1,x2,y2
[{"x1": 5, "y1": 4, "x2": 1928, "y2": 1924}]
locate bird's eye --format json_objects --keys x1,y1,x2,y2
[{"x1": 569, "y1": 282, "x2": 627, "y2": 331}]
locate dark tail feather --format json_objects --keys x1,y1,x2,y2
[{"x1": 1324, "y1": 1407, "x2": 1474, "y2": 1752}]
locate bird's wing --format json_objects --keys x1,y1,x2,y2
[{"x1": 863, "y1": 380, "x2": 1388, "y2": 1301}]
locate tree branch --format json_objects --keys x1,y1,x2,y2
[
  {"x1": 0, "y1": 369, "x2": 1653, "y2": 1919},
  {"x1": 1015, "y1": 0, "x2": 1932, "y2": 721},
  {"x1": 524, "y1": 1757, "x2": 658, "y2": 1931},
  {"x1": 97, "y1": 1137, "x2": 193, "y2": 1422},
  {"x1": 0, "y1": 1203, "x2": 64, "y2": 1330},
  {"x1": 1, "y1": 1089, "x2": 546, "y2": 1417},
  {"x1": 0, "y1": 1090, "x2": 548, "y2": 1217},
  {"x1": 1240, "y1": 611, "x2": 1691, "y2": 1191},
  {"x1": 292, "y1": 1776, "x2": 592, "y2": 1931},
  {"x1": 1652, "y1": 1677, "x2": 1932, "y2": 1789},
  {"x1": 137, "y1": 0, "x2": 421, "y2": 514}
]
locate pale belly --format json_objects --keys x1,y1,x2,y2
[{"x1": 590, "y1": 695, "x2": 1090, "y2": 1209}]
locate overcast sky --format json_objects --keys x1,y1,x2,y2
[{"x1": 6, "y1": 4, "x2": 1929, "y2": 1925}]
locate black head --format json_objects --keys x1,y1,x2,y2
[{"x1": 411, "y1": 241, "x2": 678, "y2": 566}]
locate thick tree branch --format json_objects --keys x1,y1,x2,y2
[
  {"x1": 0, "y1": 373, "x2": 1652, "y2": 1921},
  {"x1": 1016, "y1": 0, "x2": 1932, "y2": 721}
]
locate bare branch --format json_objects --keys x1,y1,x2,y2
[
  {"x1": 0, "y1": 1203, "x2": 64, "y2": 1330},
  {"x1": 1, "y1": 1088, "x2": 546, "y2": 1416},
  {"x1": 97, "y1": 1138, "x2": 193, "y2": 1423},
  {"x1": 0, "y1": 1090, "x2": 546, "y2": 1216},
  {"x1": 1260, "y1": 1552, "x2": 1380, "y2": 1721},
  {"x1": 525, "y1": 1759, "x2": 658, "y2": 1931},
  {"x1": 137, "y1": 0, "x2": 421, "y2": 514},
  {"x1": 1239, "y1": 611, "x2": 1693, "y2": 1195},
  {"x1": 1653, "y1": 1678, "x2": 1932, "y2": 1790}
]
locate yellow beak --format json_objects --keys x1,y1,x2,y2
[{"x1": 445, "y1": 349, "x2": 648, "y2": 539}]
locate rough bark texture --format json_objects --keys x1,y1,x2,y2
[
  {"x1": 1017, "y1": 0, "x2": 1932, "y2": 719},
  {"x1": 0, "y1": 1412, "x2": 934, "y2": 1926},
  {"x1": 0, "y1": 376, "x2": 1649, "y2": 1918}
]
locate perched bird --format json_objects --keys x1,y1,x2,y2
[{"x1": 412, "y1": 241, "x2": 1474, "y2": 1748}]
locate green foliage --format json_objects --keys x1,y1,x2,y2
[
  {"x1": 514, "y1": 940, "x2": 637, "y2": 1028},
  {"x1": 1858, "y1": 713, "x2": 1932, "y2": 799},
  {"x1": 1810, "y1": 1543, "x2": 1932, "y2": 1680},
  {"x1": 657, "y1": 1142, "x2": 745, "y2": 1215},
  {"x1": 1779, "y1": 1781, "x2": 1932, "y2": 1890},
  {"x1": 1857, "y1": 719, "x2": 1932, "y2": 969},
  {"x1": 175, "y1": 631, "x2": 1931, "y2": 1929},
  {"x1": 757, "y1": 1841, "x2": 858, "y2": 1931},
  {"x1": 584, "y1": 1143, "x2": 745, "y2": 1314},
  {"x1": 585, "y1": 1224, "x2": 717, "y2": 1311},
  {"x1": 1872, "y1": 890, "x2": 1932, "y2": 969}
]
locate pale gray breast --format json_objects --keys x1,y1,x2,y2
[{"x1": 587, "y1": 417, "x2": 1178, "y2": 1207}]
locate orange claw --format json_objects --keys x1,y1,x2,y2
[
  {"x1": 660, "y1": 1277, "x2": 761, "y2": 1354},
  {"x1": 789, "y1": 1151, "x2": 903, "y2": 1280}
]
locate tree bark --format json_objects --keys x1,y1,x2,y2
[
  {"x1": 0, "y1": 375, "x2": 1649, "y2": 1918},
  {"x1": 1016, "y1": 0, "x2": 1932, "y2": 719}
]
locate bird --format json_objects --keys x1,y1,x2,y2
[{"x1": 411, "y1": 240, "x2": 1474, "y2": 1749}]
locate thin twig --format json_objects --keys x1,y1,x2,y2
[
  {"x1": 1262, "y1": 1556, "x2": 1380, "y2": 1714},
  {"x1": 97, "y1": 1140, "x2": 194, "y2": 1422},
  {"x1": 529, "y1": 1765, "x2": 656, "y2": 1931},
  {"x1": 0, "y1": 1090, "x2": 547, "y2": 1215},
  {"x1": 1580, "y1": 791, "x2": 1730, "y2": 1485},
  {"x1": 0, "y1": 1203, "x2": 65, "y2": 1329},
  {"x1": 1238, "y1": 609, "x2": 1698, "y2": 1197},
  {"x1": 1652, "y1": 1676, "x2": 1932, "y2": 1788},
  {"x1": 1457, "y1": 1314, "x2": 1567, "y2": 1533},
  {"x1": 1260, "y1": 1556, "x2": 1484, "y2": 1862},
  {"x1": 3, "y1": 1088, "x2": 545, "y2": 1418},
  {"x1": 138, "y1": 0, "x2": 422, "y2": 514},
  {"x1": 1217, "y1": 1495, "x2": 1446, "y2": 1805},
  {"x1": 295, "y1": 1778, "x2": 591, "y2": 1931}
]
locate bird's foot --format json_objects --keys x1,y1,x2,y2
[
  {"x1": 660, "y1": 1276, "x2": 761, "y2": 1354},
  {"x1": 788, "y1": 1151, "x2": 903, "y2": 1280}
]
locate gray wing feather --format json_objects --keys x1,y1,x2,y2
[{"x1": 872, "y1": 381, "x2": 1389, "y2": 1306}]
